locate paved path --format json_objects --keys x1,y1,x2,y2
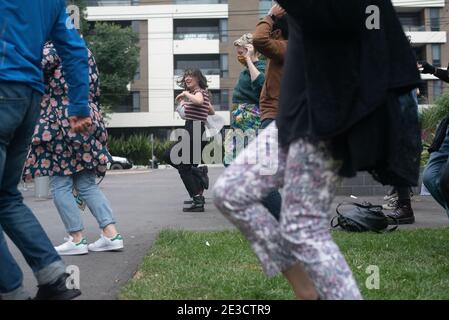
[{"x1": 7, "y1": 168, "x2": 449, "y2": 300}]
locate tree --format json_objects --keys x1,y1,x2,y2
[
  {"x1": 85, "y1": 23, "x2": 140, "y2": 109},
  {"x1": 68, "y1": 0, "x2": 140, "y2": 110}
]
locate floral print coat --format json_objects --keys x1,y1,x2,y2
[{"x1": 23, "y1": 43, "x2": 112, "y2": 180}]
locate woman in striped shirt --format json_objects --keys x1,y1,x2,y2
[{"x1": 165, "y1": 69, "x2": 211, "y2": 212}]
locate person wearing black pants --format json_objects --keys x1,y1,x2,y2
[
  {"x1": 163, "y1": 120, "x2": 209, "y2": 212},
  {"x1": 164, "y1": 69, "x2": 211, "y2": 212}
]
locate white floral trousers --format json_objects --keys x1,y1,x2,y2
[{"x1": 213, "y1": 122, "x2": 362, "y2": 300}]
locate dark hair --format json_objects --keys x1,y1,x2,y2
[
  {"x1": 177, "y1": 68, "x2": 209, "y2": 91},
  {"x1": 273, "y1": 15, "x2": 289, "y2": 40}
]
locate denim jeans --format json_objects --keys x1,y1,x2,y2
[
  {"x1": 260, "y1": 118, "x2": 282, "y2": 220},
  {"x1": 50, "y1": 170, "x2": 116, "y2": 233},
  {"x1": 423, "y1": 128, "x2": 449, "y2": 218},
  {"x1": 0, "y1": 83, "x2": 65, "y2": 298}
]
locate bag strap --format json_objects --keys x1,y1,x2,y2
[
  {"x1": 330, "y1": 216, "x2": 340, "y2": 229},
  {"x1": 336, "y1": 202, "x2": 383, "y2": 216}
]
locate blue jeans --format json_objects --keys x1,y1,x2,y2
[
  {"x1": 0, "y1": 83, "x2": 65, "y2": 298},
  {"x1": 423, "y1": 129, "x2": 449, "y2": 218},
  {"x1": 50, "y1": 170, "x2": 116, "y2": 233},
  {"x1": 260, "y1": 119, "x2": 282, "y2": 220}
]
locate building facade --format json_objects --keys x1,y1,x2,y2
[{"x1": 85, "y1": 0, "x2": 449, "y2": 133}]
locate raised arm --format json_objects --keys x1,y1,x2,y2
[
  {"x1": 253, "y1": 5, "x2": 287, "y2": 62},
  {"x1": 420, "y1": 61, "x2": 449, "y2": 83}
]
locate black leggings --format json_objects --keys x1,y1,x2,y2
[{"x1": 163, "y1": 120, "x2": 207, "y2": 198}]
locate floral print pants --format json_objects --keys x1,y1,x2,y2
[{"x1": 213, "y1": 122, "x2": 362, "y2": 300}]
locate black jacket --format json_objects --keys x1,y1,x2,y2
[{"x1": 277, "y1": 0, "x2": 422, "y2": 186}]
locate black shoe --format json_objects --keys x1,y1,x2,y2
[
  {"x1": 387, "y1": 202, "x2": 415, "y2": 225},
  {"x1": 184, "y1": 200, "x2": 194, "y2": 205},
  {"x1": 34, "y1": 273, "x2": 81, "y2": 300},
  {"x1": 183, "y1": 195, "x2": 205, "y2": 212}
]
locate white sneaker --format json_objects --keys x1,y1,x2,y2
[
  {"x1": 55, "y1": 237, "x2": 88, "y2": 256},
  {"x1": 88, "y1": 234, "x2": 124, "y2": 252}
]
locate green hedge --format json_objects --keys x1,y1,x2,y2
[{"x1": 108, "y1": 135, "x2": 173, "y2": 166}]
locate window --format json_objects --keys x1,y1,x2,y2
[
  {"x1": 174, "y1": 54, "x2": 221, "y2": 75},
  {"x1": 259, "y1": 0, "x2": 272, "y2": 17},
  {"x1": 432, "y1": 44, "x2": 441, "y2": 67},
  {"x1": 397, "y1": 12, "x2": 424, "y2": 32},
  {"x1": 174, "y1": 0, "x2": 228, "y2": 4},
  {"x1": 174, "y1": 19, "x2": 220, "y2": 40},
  {"x1": 219, "y1": 19, "x2": 228, "y2": 42},
  {"x1": 87, "y1": 1, "x2": 139, "y2": 6},
  {"x1": 433, "y1": 80, "x2": 443, "y2": 101},
  {"x1": 132, "y1": 92, "x2": 140, "y2": 112},
  {"x1": 210, "y1": 89, "x2": 229, "y2": 111},
  {"x1": 220, "y1": 54, "x2": 229, "y2": 78},
  {"x1": 430, "y1": 8, "x2": 440, "y2": 32}
]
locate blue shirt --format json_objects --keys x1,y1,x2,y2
[{"x1": 0, "y1": 0, "x2": 90, "y2": 117}]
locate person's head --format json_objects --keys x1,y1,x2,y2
[
  {"x1": 271, "y1": 15, "x2": 289, "y2": 40},
  {"x1": 178, "y1": 68, "x2": 208, "y2": 91},
  {"x1": 234, "y1": 33, "x2": 257, "y2": 65}
]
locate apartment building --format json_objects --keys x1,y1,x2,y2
[
  {"x1": 394, "y1": 0, "x2": 448, "y2": 104},
  {"x1": 86, "y1": 0, "x2": 449, "y2": 133}
]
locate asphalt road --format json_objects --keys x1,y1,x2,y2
[{"x1": 6, "y1": 168, "x2": 449, "y2": 300}]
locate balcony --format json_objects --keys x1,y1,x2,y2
[
  {"x1": 87, "y1": 0, "x2": 139, "y2": 6},
  {"x1": 173, "y1": 38, "x2": 220, "y2": 55},
  {"x1": 393, "y1": 0, "x2": 445, "y2": 8},
  {"x1": 174, "y1": 0, "x2": 228, "y2": 3},
  {"x1": 406, "y1": 31, "x2": 447, "y2": 44}
]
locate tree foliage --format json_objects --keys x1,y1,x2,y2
[{"x1": 68, "y1": 0, "x2": 140, "y2": 110}]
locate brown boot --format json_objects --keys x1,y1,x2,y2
[{"x1": 387, "y1": 200, "x2": 415, "y2": 225}]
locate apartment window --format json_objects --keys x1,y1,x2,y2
[
  {"x1": 174, "y1": 19, "x2": 220, "y2": 40},
  {"x1": 432, "y1": 44, "x2": 441, "y2": 67},
  {"x1": 210, "y1": 90, "x2": 229, "y2": 111},
  {"x1": 219, "y1": 19, "x2": 228, "y2": 42},
  {"x1": 430, "y1": 8, "x2": 440, "y2": 32},
  {"x1": 397, "y1": 12, "x2": 424, "y2": 32},
  {"x1": 134, "y1": 64, "x2": 141, "y2": 81},
  {"x1": 259, "y1": 0, "x2": 272, "y2": 17},
  {"x1": 220, "y1": 89, "x2": 229, "y2": 111},
  {"x1": 174, "y1": 54, "x2": 220, "y2": 75},
  {"x1": 433, "y1": 81, "x2": 443, "y2": 101},
  {"x1": 86, "y1": 1, "x2": 139, "y2": 6},
  {"x1": 174, "y1": 0, "x2": 228, "y2": 4},
  {"x1": 220, "y1": 54, "x2": 229, "y2": 78},
  {"x1": 132, "y1": 92, "x2": 140, "y2": 112}
]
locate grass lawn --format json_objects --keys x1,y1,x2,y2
[{"x1": 119, "y1": 228, "x2": 449, "y2": 300}]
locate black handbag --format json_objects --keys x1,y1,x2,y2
[{"x1": 331, "y1": 202, "x2": 398, "y2": 233}]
